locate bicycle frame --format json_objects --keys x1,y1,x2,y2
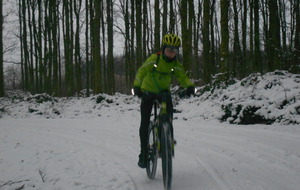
[{"x1": 146, "y1": 93, "x2": 173, "y2": 190}]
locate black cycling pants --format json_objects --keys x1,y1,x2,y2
[{"x1": 139, "y1": 93, "x2": 173, "y2": 150}]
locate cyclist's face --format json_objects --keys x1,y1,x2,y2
[{"x1": 164, "y1": 47, "x2": 178, "y2": 59}]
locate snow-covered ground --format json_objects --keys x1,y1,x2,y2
[
  {"x1": 1, "y1": 71, "x2": 300, "y2": 190},
  {"x1": 1, "y1": 117, "x2": 300, "y2": 190}
]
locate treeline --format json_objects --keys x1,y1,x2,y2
[
  {"x1": 1, "y1": 0, "x2": 300, "y2": 97},
  {"x1": 202, "y1": 0, "x2": 300, "y2": 83},
  {"x1": 18, "y1": 0, "x2": 113, "y2": 96}
]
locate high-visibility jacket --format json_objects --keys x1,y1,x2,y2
[{"x1": 133, "y1": 53, "x2": 194, "y2": 93}]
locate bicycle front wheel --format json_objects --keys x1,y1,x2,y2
[
  {"x1": 146, "y1": 121, "x2": 158, "y2": 179},
  {"x1": 161, "y1": 121, "x2": 172, "y2": 190}
]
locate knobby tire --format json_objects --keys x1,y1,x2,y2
[
  {"x1": 161, "y1": 121, "x2": 172, "y2": 190},
  {"x1": 146, "y1": 121, "x2": 158, "y2": 179}
]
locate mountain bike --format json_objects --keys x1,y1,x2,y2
[{"x1": 146, "y1": 92, "x2": 173, "y2": 190}]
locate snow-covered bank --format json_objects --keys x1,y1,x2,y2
[
  {"x1": 1, "y1": 71, "x2": 299, "y2": 125},
  {"x1": 177, "y1": 70, "x2": 300, "y2": 125},
  {"x1": 0, "y1": 92, "x2": 139, "y2": 119}
]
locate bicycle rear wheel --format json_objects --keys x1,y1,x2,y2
[
  {"x1": 161, "y1": 121, "x2": 172, "y2": 190},
  {"x1": 146, "y1": 121, "x2": 158, "y2": 179}
]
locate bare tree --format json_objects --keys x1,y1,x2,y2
[
  {"x1": 180, "y1": 0, "x2": 193, "y2": 72},
  {"x1": 20, "y1": 0, "x2": 30, "y2": 91},
  {"x1": 93, "y1": 0, "x2": 102, "y2": 93},
  {"x1": 122, "y1": 0, "x2": 132, "y2": 87},
  {"x1": 220, "y1": 0, "x2": 229, "y2": 78},
  {"x1": 162, "y1": 0, "x2": 168, "y2": 35},
  {"x1": 232, "y1": 0, "x2": 242, "y2": 78},
  {"x1": 85, "y1": 0, "x2": 90, "y2": 97},
  {"x1": 100, "y1": 1, "x2": 106, "y2": 92},
  {"x1": 202, "y1": 0, "x2": 211, "y2": 83},
  {"x1": 136, "y1": 0, "x2": 142, "y2": 68},
  {"x1": 154, "y1": 0, "x2": 160, "y2": 52},
  {"x1": 107, "y1": 0, "x2": 115, "y2": 94},
  {"x1": 63, "y1": 0, "x2": 74, "y2": 96},
  {"x1": 0, "y1": 0, "x2": 3, "y2": 96},
  {"x1": 142, "y1": 0, "x2": 148, "y2": 59},
  {"x1": 51, "y1": 0, "x2": 60, "y2": 95},
  {"x1": 74, "y1": 0, "x2": 83, "y2": 95},
  {"x1": 240, "y1": 0, "x2": 248, "y2": 78},
  {"x1": 267, "y1": 0, "x2": 281, "y2": 71},
  {"x1": 293, "y1": 0, "x2": 300, "y2": 72}
]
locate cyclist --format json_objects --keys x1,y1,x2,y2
[{"x1": 133, "y1": 33, "x2": 195, "y2": 168}]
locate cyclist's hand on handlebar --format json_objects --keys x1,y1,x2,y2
[
  {"x1": 186, "y1": 86, "x2": 196, "y2": 97},
  {"x1": 132, "y1": 87, "x2": 143, "y2": 98}
]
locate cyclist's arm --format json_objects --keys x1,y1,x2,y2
[
  {"x1": 173, "y1": 62, "x2": 194, "y2": 88},
  {"x1": 133, "y1": 55, "x2": 156, "y2": 87}
]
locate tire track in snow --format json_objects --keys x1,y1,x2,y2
[
  {"x1": 174, "y1": 147, "x2": 231, "y2": 190},
  {"x1": 194, "y1": 156, "x2": 229, "y2": 190},
  {"x1": 174, "y1": 120, "x2": 300, "y2": 190}
]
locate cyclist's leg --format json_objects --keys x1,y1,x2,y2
[
  {"x1": 138, "y1": 94, "x2": 154, "y2": 167},
  {"x1": 140, "y1": 95, "x2": 155, "y2": 149}
]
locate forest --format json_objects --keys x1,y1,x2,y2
[{"x1": 0, "y1": 0, "x2": 299, "y2": 97}]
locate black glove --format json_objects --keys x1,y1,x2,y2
[
  {"x1": 186, "y1": 86, "x2": 195, "y2": 96},
  {"x1": 133, "y1": 87, "x2": 143, "y2": 98}
]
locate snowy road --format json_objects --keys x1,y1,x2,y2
[{"x1": 1, "y1": 117, "x2": 300, "y2": 190}]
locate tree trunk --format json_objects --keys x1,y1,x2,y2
[
  {"x1": 124, "y1": 0, "x2": 131, "y2": 87},
  {"x1": 249, "y1": 0, "x2": 254, "y2": 73},
  {"x1": 193, "y1": 0, "x2": 201, "y2": 78},
  {"x1": 19, "y1": 0, "x2": 24, "y2": 90},
  {"x1": 89, "y1": 0, "x2": 94, "y2": 91},
  {"x1": 210, "y1": 0, "x2": 216, "y2": 76},
  {"x1": 202, "y1": 0, "x2": 211, "y2": 83},
  {"x1": 188, "y1": 0, "x2": 195, "y2": 74},
  {"x1": 293, "y1": 0, "x2": 300, "y2": 73},
  {"x1": 63, "y1": 0, "x2": 74, "y2": 96},
  {"x1": 46, "y1": 0, "x2": 53, "y2": 95},
  {"x1": 107, "y1": 0, "x2": 115, "y2": 94},
  {"x1": 0, "y1": 0, "x2": 3, "y2": 96},
  {"x1": 268, "y1": 0, "x2": 281, "y2": 71},
  {"x1": 93, "y1": 0, "x2": 102, "y2": 93},
  {"x1": 37, "y1": 0, "x2": 43, "y2": 92},
  {"x1": 162, "y1": 0, "x2": 168, "y2": 35},
  {"x1": 279, "y1": 0, "x2": 287, "y2": 69},
  {"x1": 27, "y1": 0, "x2": 35, "y2": 93},
  {"x1": 142, "y1": 0, "x2": 148, "y2": 60},
  {"x1": 30, "y1": 0, "x2": 39, "y2": 93},
  {"x1": 85, "y1": 0, "x2": 90, "y2": 96},
  {"x1": 220, "y1": 0, "x2": 229, "y2": 78},
  {"x1": 100, "y1": 1, "x2": 106, "y2": 92},
  {"x1": 180, "y1": 0, "x2": 193, "y2": 72},
  {"x1": 254, "y1": 0, "x2": 261, "y2": 73},
  {"x1": 136, "y1": 0, "x2": 142, "y2": 68},
  {"x1": 74, "y1": 0, "x2": 82, "y2": 95},
  {"x1": 169, "y1": 0, "x2": 175, "y2": 33},
  {"x1": 232, "y1": 0, "x2": 242, "y2": 78},
  {"x1": 154, "y1": 0, "x2": 160, "y2": 52},
  {"x1": 22, "y1": 0, "x2": 30, "y2": 91},
  {"x1": 241, "y1": 0, "x2": 247, "y2": 78},
  {"x1": 51, "y1": 0, "x2": 59, "y2": 95}
]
